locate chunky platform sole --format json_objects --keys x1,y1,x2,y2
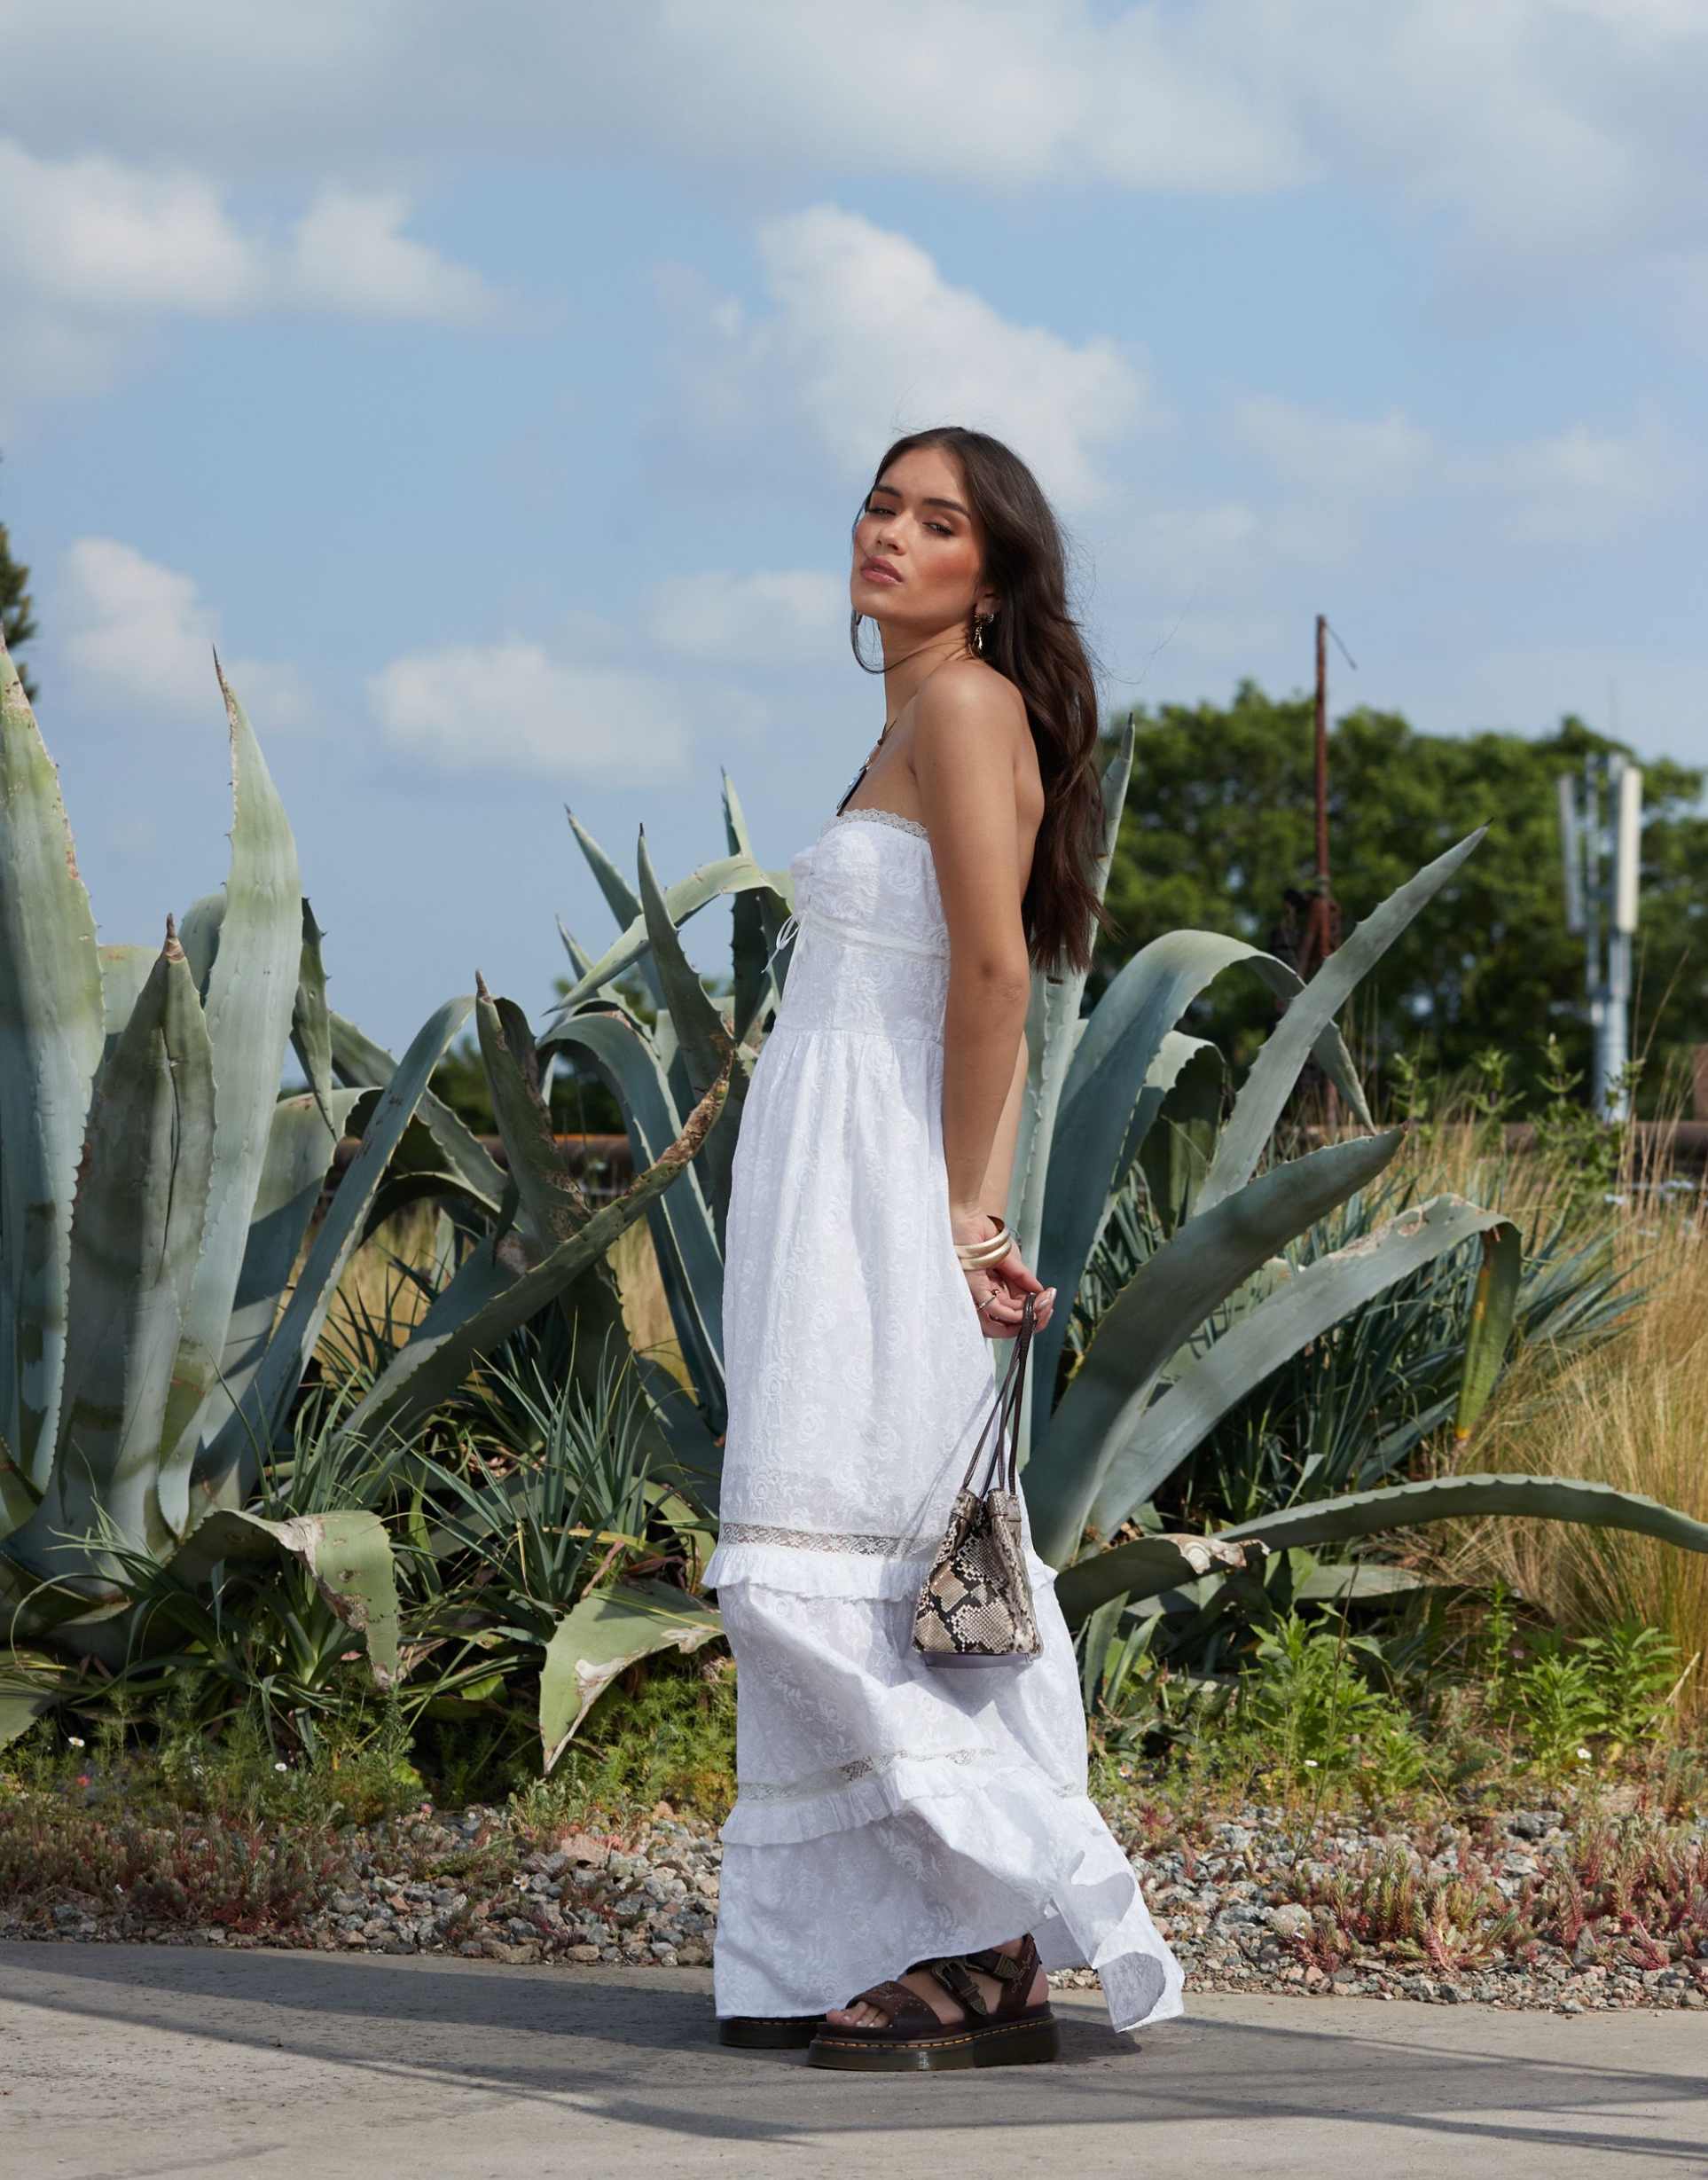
[
  {"x1": 717, "y1": 2014, "x2": 826, "y2": 2049},
  {"x1": 805, "y1": 2008, "x2": 1061, "y2": 2072}
]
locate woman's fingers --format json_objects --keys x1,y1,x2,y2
[{"x1": 995, "y1": 1248, "x2": 1046, "y2": 1294}]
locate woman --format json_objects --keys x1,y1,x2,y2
[{"x1": 701, "y1": 427, "x2": 1184, "y2": 2071}]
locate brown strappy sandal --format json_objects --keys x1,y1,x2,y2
[
  {"x1": 806, "y1": 1934, "x2": 1059, "y2": 2072},
  {"x1": 717, "y1": 2012, "x2": 826, "y2": 2048}
]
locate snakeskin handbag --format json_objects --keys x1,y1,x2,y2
[{"x1": 912, "y1": 1293, "x2": 1042, "y2": 1667}]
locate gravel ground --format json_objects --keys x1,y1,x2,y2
[{"x1": 5, "y1": 1794, "x2": 1705, "y2": 2014}]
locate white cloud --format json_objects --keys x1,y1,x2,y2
[
  {"x1": 59, "y1": 538, "x2": 307, "y2": 730},
  {"x1": 5, "y1": 3, "x2": 1706, "y2": 304},
  {"x1": 367, "y1": 643, "x2": 689, "y2": 785},
  {"x1": 0, "y1": 141, "x2": 257, "y2": 312},
  {"x1": 677, "y1": 204, "x2": 1155, "y2": 512},
  {"x1": 644, "y1": 569, "x2": 845, "y2": 663},
  {"x1": 287, "y1": 187, "x2": 491, "y2": 321},
  {"x1": 1445, "y1": 403, "x2": 1696, "y2": 545},
  {"x1": 0, "y1": 139, "x2": 491, "y2": 412}
]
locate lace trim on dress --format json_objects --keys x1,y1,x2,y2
[
  {"x1": 739, "y1": 1745, "x2": 989, "y2": 1803},
  {"x1": 736, "y1": 1743, "x2": 1086, "y2": 1806},
  {"x1": 833, "y1": 806, "x2": 931, "y2": 843},
  {"x1": 719, "y1": 1519, "x2": 929, "y2": 1557}
]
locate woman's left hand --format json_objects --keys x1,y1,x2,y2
[{"x1": 952, "y1": 1210, "x2": 1055, "y2": 1339}]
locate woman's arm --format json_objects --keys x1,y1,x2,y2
[
  {"x1": 977, "y1": 1037, "x2": 1030, "y2": 1215},
  {"x1": 913, "y1": 673, "x2": 1053, "y2": 1335}
]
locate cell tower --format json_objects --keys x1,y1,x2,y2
[{"x1": 1557, "y1": 752, "x2": 1642, "y2": 1122}]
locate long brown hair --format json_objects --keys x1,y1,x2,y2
[{"x1": 849, "y1": 426, "x2": 1109, "y2": 976}]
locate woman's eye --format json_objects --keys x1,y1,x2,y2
[{"x1": 865, "y1": 501, "x2": 952, "y2": 537}]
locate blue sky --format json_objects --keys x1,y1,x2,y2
[{"x1": 3, "y1": 2, "x2": 1704, "y2": 1052}]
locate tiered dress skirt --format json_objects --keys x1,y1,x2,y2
[{"x1": 701, "y1": 809, "x2": 1184, "y2": 2033}]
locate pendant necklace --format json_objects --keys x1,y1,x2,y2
[{"x1": 835, "y1": 648, "x2": 962, "y2": 815}]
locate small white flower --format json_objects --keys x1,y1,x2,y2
[
  {"x1": 1303, "y1": 1759, "x2": 1319, "y2": 1768},
  {"x1": 67, "y1": 1736, "x2": 85, "y2": 1748},
  {"x1": 1576, "y1": 1746, "x2": 1592, "y2": 1761},
  {"x1": 274, "y1": 1760, "x2": 288, "y2": 1772}
]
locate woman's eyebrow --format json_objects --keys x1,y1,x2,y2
[{"x1": 869, "y1": 490, "x2": 969, "y2": 516}]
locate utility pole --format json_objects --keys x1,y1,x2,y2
[
  {"x1": 1558, "y1": 751, "x2": 1641, "y2": 1122},
  {"x1": 1288, "y1": 615, "x2": 1355, "y2": 1130}
]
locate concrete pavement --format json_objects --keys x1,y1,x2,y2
[{"x1": 2, "y1": 1941, "x2": 1704, "y2": 2178}]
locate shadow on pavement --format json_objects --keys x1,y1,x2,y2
[{"x1": 4, "y1": 1941, "x2": 1705, "y2": 2168}]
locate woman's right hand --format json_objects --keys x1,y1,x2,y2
[{"x1": 952, "y1": 1210, "x2": 1056, "y2": 1340}]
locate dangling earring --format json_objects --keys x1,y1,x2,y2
[{"x1": 972, "y1": 613, "x2": 992, "y2": 655}]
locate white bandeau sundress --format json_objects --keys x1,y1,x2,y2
[{"x1": 701, "y1": 805, "x2": 1185, "y2": 2033}]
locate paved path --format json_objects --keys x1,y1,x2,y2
[{"x1": 2, "y1": 1942, "x2": 1705, "y2": 2179}]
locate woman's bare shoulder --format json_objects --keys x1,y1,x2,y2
[{"x1": 912, "y1": 658, "x2": 1029, "y2": 763}]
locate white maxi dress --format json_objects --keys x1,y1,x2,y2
[{"x1": 701, "y1": 804, "x2": 1185, "y2": 2034}]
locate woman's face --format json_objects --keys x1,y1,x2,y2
[{"x1": 850, "y1": 444, "x2": 995, "y2": 637}]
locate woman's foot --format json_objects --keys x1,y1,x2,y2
[{"x1": 822, "y1": 1936, "x2": 1047, "y2": 2031}]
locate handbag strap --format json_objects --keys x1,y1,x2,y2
[{"x1": 956, "y1": 1292, "x2": 1038, "y2": 1500}]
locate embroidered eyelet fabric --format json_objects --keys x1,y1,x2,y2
[{"x1": 701, "y1": 812, "x2": 1185, "y2": 2036}]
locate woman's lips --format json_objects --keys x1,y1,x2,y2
[{"x1": 861, "y1": 561, "x2": 902, "y2": 584}]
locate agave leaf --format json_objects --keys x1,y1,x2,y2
[
  {"x1": 637, "y1": 827, "x2": 748, "y2": 1249},
  {"x1": 158, "y1": 662, "x2": 303, "y2": 1494},
  {"x1": 337, "y1": 1057, "x2": 730, "y2": 1456},
  {"x1": 1030, "y1": 1130, "x2": 1405, "y2": 1564},
  {"x1": 550, "y1": 853, "x2": 784, "y2": 1014},
  {"x1": 176, "y1": 889, "x2": 225, "y2": 1000},
  {"x1": 556, "y1": 917, "x2": 596, "y2": 983},
  {"x1": 191, "y1": 1085, "x2": 364, "y2": 1517},
  {"x1": 541, "y1": 1009, "x2": 725, "y2": 1426},
  {"x1": 36, "y1": 923, "x2": 215, "y2": 1563},
  {"x1": 291, "y1": 896, "x2": 338, "y2": 1136},
  {"x1": 1217, "y1": 1472, "x2": 1708, "y2": 1561},
  {"x1": 1198, "y1": 828, "x2": 1485, "y2": 1214},
  {"x1": 0, "y1": 636, "x2": 106, "y2": 1494},
  {"x1": 1009, "y1": 725, "x2": 1133, "y2": 1270},
  {"x1": 1069, "y1": 1472, "x2": 1708, "y2": 1632},
  {"x1": 566, "y1": 807, "x2": 663, "y2": 1007},
  {"x1": 475, "y1": 976, "x2": 599, "y2": 1253},
  {"x1": 173, "y1": 1508, "x2": 401, "y2": 1684},
  {"x1": 95, "y1": 945, "x2": 158, "y2": 1071},
  {"x1": 1032, "y1": 929, "x2": 1369, "y2": 1412},
  {"x1": 198, "y1": 995, "x2": 475, "y2": 1501},
  {"x1": 474, "y1": 976, "x2": 639, "y2": 1396},
  {"x1": 0, "y1": 1423, "x2": 35, "y2": 1539},
  {"x1": 1455, "y1": 1223, "x2": 1522, "y2": 1442},
  {"x1": 0, "y1": 1648, "x2": 71, "y2": 1750},
  {"x1": 1294, "y1": 1562, "x2": 1430, "y2": 1602},
  {"x1": 328, "y1": 1008, "x2": 506, "y2": 1212},
  {"x1": 722, "y1": 771, "x2": 788, "y2": 1039},
  {"x1": 1135, "y1": 1039, "x2": 1225, "y2": 1234},
  {"x1": 1054, "y1": 1533, "x2": 1263, "y2": 1626},
  {"x1": 1086, "y1": 1194, "x2": 1519, "y2": 1541},
  {"x1": 539, "y1": 1577, "x2": 722, "y2": 1771}
]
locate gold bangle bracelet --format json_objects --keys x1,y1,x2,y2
[{"x1": 953, "y1": 1219, "x2": 1014, "y2": 1268}]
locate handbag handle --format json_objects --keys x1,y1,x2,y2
[{"x1": 955, "y1": 1291, "x2": 1038, "y2": 1500}]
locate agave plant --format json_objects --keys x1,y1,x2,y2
[
  {"x1": 541, "y1": 777, "x2": 794, "y2": 1458},
  {"x1": 552, "y1": 727, "x2": 1708, "y2": 1642},
  {"x1": 0, "y1": 635, "x2": 724, "y2": 1750},
  {"x1": 1002, "y1": 726, "x2": 1708, "y2": 1621}
]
